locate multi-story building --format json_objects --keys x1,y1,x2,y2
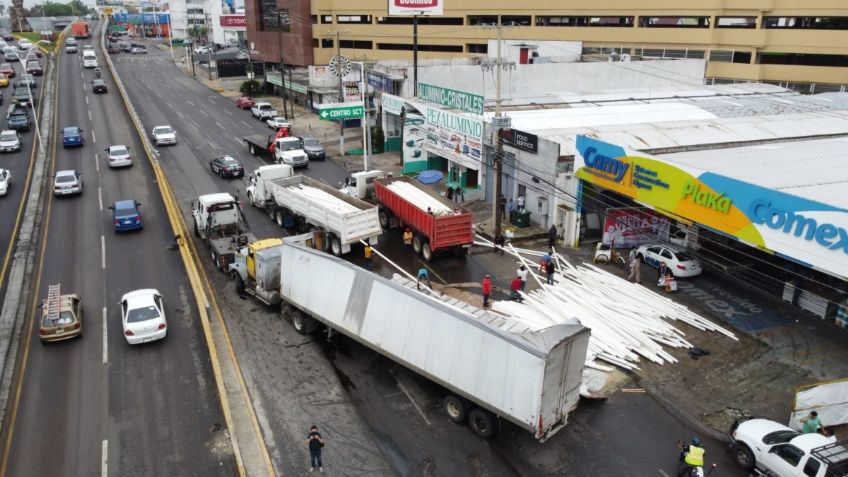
[{"x1": 246, "y1": 0, "x2": 848, "y2": 88}]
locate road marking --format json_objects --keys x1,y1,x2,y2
[
  {"x1": 723, "y1": 100, "x2": 743, "y2": 107},
  {"x1": 199, "y1": 109, "x2": 209, "y2": 117},
  {"x1": 658, "y1": 470, "x2": 670, "y2": 477},
  {"x1": 92, "y1": 130, "x2": 96, "y2": 143},
  {"x1": 175, "y1": 111, "x2": 184, "y2": 118},
  {"x1": 233, "y1": 136, "x2": 241, "y2": 145},
  {"x1": 206, "y1": 139, "x2": 216, "y2": 149},
  {"x1": 101, "y1": 235, "x2": 106, "y2": 269},
  {"x1": 392, "y1": 371, "x2": 431, "y2": 426},
  {"x1": 621, "y1": 388, "x2": 646, "y2": 393},
  {"x1": 225, "y1": 110, "x2": 233, "y2": 116},
  {"x1": 420, "y1": 262, "x2": 448, "y2": 284},
  {"x1": 88, "y1": 110, "x2": 92, "y2": 121},
  {"x1": 85, "y1": 95, "x2": 89, "y2": 105},
  {"x1": 101, "y1": 439, "x2": 108, "y2": 476},
  {"x1": 102, "y1": 307, "x2": 108, "y2": 364},
  {"x1": 208, "y1": 98, "x2": 216, "y2": 104},
  {"x1": 240, "y1": 120, "x2": 250, "y2": 127},
  {"x1": 82, "y1": 83, "x2": 86, "y2": 91},
  {"x1": 215, "y1": 122, "x2": 226, "y2": 130},
  {"x1": 186, "y1": 100, "x2": 195, "y2": 106},
  {"x1": 98, "y1": 187, "x2": 102, "y2": 210}
]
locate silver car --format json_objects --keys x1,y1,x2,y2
[
  {"x1": 105, "y1": 145, "x2": 133, "y2": 168},
  {"x1": 0, "y1": 129, "x2": 21, "y2": 152},
  {"x1": 53, "y1": 170, "x2": 82, "y2": 196},
  {"x1": 151, "y1": 125, "x2": 177, "y2": 146}
]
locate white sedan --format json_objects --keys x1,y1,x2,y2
[
  {"x1": 0, "y1": 168, "x2": 10, "y2": 195},
  {"x1": 151, "y1": 125, "x2": 177, "y2": 146},
  {"x1": 120, "y1": 289, "x2": 167, "y2": 345},
  {"x1": 635, "y1": 243, "x2": 703, "y2": 278},
  {"x1": 266, "y1": 116, "x2": 290, "y2": 130},
  {"x1": 105, "y1": 144, "x2": 133, "y2": 168}
]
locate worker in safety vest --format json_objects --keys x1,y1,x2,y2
[{"x1": 678, "y1": 437, "x2": 705, "y2": 476}]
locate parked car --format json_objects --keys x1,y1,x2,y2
[
  {"x1": 635, "y1": 243, "x2": 703, "y2": 278},
  {"x1": 105, "y1": 144, "x2": 132, "y2": 168},
  {"x1": 109, "y1": 199, "x2": 143, "y2": 232},
  {"x1": 53, "y1": 169, "x2": 82, "y2": 196},
  {"x1": 0, "y1": 129, "x2": 22, "y2": 152},
  {"x1": 300, "y1": 136, "x2": 326, "y2": 160},
  {"x1": 120, "y1": 289, "x2": 167, "y2": 345},
  {"x1": 0, "y1": 168, "x2": 10, "y2": 195},
  {"x1": 209, "y1": 155, "x2": 244, "y2": 178},
  {"x1": 25, "y1": 61, "x2": 42, "y2": 76},
  {"x1": 130, "y1": 46, "x2": 147, "y2": 54},
  {"x1": 193, "y1": 46, "x2": 209, "y2": 55},
  {"x1": 266, "y1": 116, "x2": 290, "y2": 130},
  {"x1": 92, "y1": 79, "x2": 107, "y2": 94},
  {"x1": 251, "y1": 102, "x2": 277, "y2": 120},
  {"x1": 151, "y1": 125, "x2": 176, "y2": 146},
  {"x1": 235, "y1": 96, "x2": 254, "y2": 109},
  {"x1": 0, "y1": 63, "x2": 15, "y2": 78},
  {"x1": 61, "y1": 126, "x2": 84, "y2": 148}
]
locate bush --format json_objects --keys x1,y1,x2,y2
[
  {"x1": 370, "y1": 125, "x2": 385, "y2": 153},
  {"x1": 239, "y1": 79, "x2": 262, "y2": 96}
]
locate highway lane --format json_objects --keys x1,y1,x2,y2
[{"x1": 1, "y1": 24, "x2": 234, "y2": 476}]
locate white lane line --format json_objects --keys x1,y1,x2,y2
[
  {"x1": 175, "y1": 111, "x2": 185, "y2": 118},
  {"x1": 240, "y1": 120, "x2": 250, "y2": 127},
  {"x1": 773, "y1": 98, "x2": 793, "y2": 104},
  {"x1": 95, "y1": 153, "x2": 100, "y2": 171},
  {"x1": 393, "y1": 372, "x2": 431, "y2": 426},
  {"x1": 81, "y1": 71, "x2": 84, "y2": 79},
  {"x1": 92, "y1": 130, "x2": 96, "y2": 143},
  {"x1": 208, "y1": 98, "x2": 216, "y2": 104},
  {"x1": 186, "y1": 100, "x2": 195, "y2": 106},
  {"x1": 102, "y1": 307, "x2": 108, "y2": 364},
  {"x1": 199, "y1": 109, "x2": 209, "y2": 117},
  {"x1": 85, "y1": 95, "x2": 89, "y2": 105},
  {"x1": 215, "y1": 122, "x2": 226, "y2": 130},
  {"x1": 98, "y1": 187, "x2": 103, "y2": 210},
  {"x1": 206, "y1": 139, "x2": 216, "y2": 149},
  {"x1": 88, "y1": 110, "x2": 92, "y2": 121},
  {"x1": 82, "y1": 83, "x2": 86, "y2": 91},
  {"x1": 658, "y1": 470, "x2": 670, "y2": 477},
  {"x1": 233, "y1": 136, "x2": 241, "y2": 145},
  {"x1": 101, "y1": 235, "x2": 106, "y2": 269},
  {"x1": 225, "y1": 110, "x2": 233, "y2": 116},
  {"x1": 101, "y1": 439, "x2": 108, "y2": 476}
]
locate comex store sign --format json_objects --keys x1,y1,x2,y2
[{"x1": 750, "y1": 200, "x2": 848, "y2": 256}]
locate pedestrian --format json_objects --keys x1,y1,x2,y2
[
  {"x1": 482, "y1": 274, "x2": 492, "y2": 308},
  {"x1": 493, "y1": 234, "x2": 505, "y2": 255},
  {"x1": 627, "y1": 255, "x2": 641, "y2": 283},
  {"x1": 446, "y1": 185, "x2": 454, "y2": 201},
  {"x1": 517, "y1": 194, "x2": 525, "y2": 211},
  {"x1": 416, "y1": 267, "x2": 432, "y2": 290},
  {"x1": 509, "y1": 276, "x2": 523, "y2": 302},
  {"x1": 801, "y1": 411, "x2": 827, "y2": 435},
  {"x1": 363, "y1": 241, "x2": 374, "y2": 271},
  {"x1": 500, "y1": 194, "x2": 507, "y2": 219},
  {"x1": 455, "y1": 186, "x2": 464, "y2": 202},
  {"x1": 540, "y1": 252, "x2": 551, "y2": 274},
  {"x1": 517, "y1": 265, "x2": 528, "y2": 291},
  {"x1": 402, "y1": 227, "x2": 413, "y2": 253},
  {"x1": 546, "y1": 257, "x2": 557, "y2": 285},
  {"x1": 657, "y1": 261, "x2": 668, "y2": 284},
  {"x1": 305, "y1": 425, "x2": 324, "y2": 472},
  {"x1": 548, "y1": 224, "x2": 558, "y2": 249}
]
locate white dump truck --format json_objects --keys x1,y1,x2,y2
[
  {"x1": 278, "y1": 241, "x2": 591, "y2": 440},
  {"x1": 246, "y1": 173, "x2": 381, "y2": 256}
]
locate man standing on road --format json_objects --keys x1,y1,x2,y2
[
  {"x1": 416, "y1": 267, "x2": 432, "y2": 290},
  {"x1": 627, "y1": 255, "x2": 641, "y2": 283},
  {"x1": 363, "y1": 241, "x2": 374, "y2": 271},
  {"x1": 306, "y1": 425, "x2": 324, "y2": 472},
  {"x1": 509, "y1": 276, "x2": 523, "y2": 302},
  {"x1": 802, "y1": 411, "x2": 827, "y2": 435},
  {"x1": 517, "y1": 265, "x2": 528, "y2": 291},
  {"x1": 548, "y1": 224, "x2": 558, "y2": 250},
  {"x1": 482, "y1": 274, "x2": 492, "y2": 308},
  {"x1": 402, "y1": 228, "x2": 413, "y2": 253},
  {"x1": 546, "y1": 257, "x2": 557, "y2": 285}
]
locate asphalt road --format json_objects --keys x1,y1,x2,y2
[
  {"x1": 0, "y1": 24, "x2": 234, "y2": 476},
  {"x1": 111, "y1": 40, "x2": 748, "y2": 476}
]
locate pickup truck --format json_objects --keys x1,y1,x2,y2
[
  {"x1": 243, "y1": 129, "x2": 308, "y2": 168},
  {"x1": 6, "y1": 104, "x2": 29, "y2": 131},
  {"x1": 730, "y1": 418, "x2": 848, "y2": 476},
  {"x1": 251, "y1": 102, "x2": 277, "y2": 120}
]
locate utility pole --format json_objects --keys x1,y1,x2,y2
[
  {"x1": 413, "y1": 14, "x2": 418, "y2": 96},
  {"x1": 278, "y1": 11, "x2": 288, "y2": 118},
  {"x1": 288, "y1": 66, "x2": 295, "y2": 120},
  {"x1": 205, "y1": 12, "x2": 213, "y2": 80},
  {"x1": 488, "y1": 20, "x2": 512, "y2": 240},
  {"x1": 330, "y1": 29, "x2": 349, "y2": 155}
]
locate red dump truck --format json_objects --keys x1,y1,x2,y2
[
  {"x1": 71, "y1": 22, "x2": 90, "y2": 39},
  {"x1": 374, "y1": 176, "x2": 473, "y2": 261}
]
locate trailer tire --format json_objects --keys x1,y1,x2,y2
[
  {"x1": 280, "y1": 304, "x2": 293, "y2": 321},
  {"x1": 249, "y1": 144, "x2": 256, "y2": 155},
  {"x1": 443, "y1": 395, "x2": 469, "y2": 424},
  {"x1": 234, "y1": 274, "x2": 245, "y2": 295},
  {"x1": 212, "y1": 250, "x2": 222, "y2": 271},
  {"x1": 291, "y1": 310, "x2": 314, "y2": 335},
  {"x1": 422, "y1": 242, "x2": 433, "y2": 262},
  {"x1": 412, "y1": 235, "x2": 423, "y2": 254},
  {"x1": 378, "y1": 210, "x2": 391, "y2": 230},
  {"x1": 329, "y1": 235, "x2": 342, "y2": 256},
  {"x1": 468, "y1": 408, "x2": 497, "y2": 439}
]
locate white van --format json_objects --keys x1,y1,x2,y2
[{"x1": 82, "y1": 51, "x2": 97, "y2": 68}]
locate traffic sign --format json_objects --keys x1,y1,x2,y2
[{"x1": 318, "y1": 102, "x2": 364, "y2": 121}]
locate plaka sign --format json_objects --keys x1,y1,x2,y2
[{"x1": 388, "y1": 0, "x2": 443, "y2": 16}]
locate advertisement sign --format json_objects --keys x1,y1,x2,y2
[
  {"x1": 418, "y1": 83, "x2": 483, "y2": 116},
  {"x1": 602, "y1": 208, "x2": 670, "y2": 248},
  {"x1": 575, "y1": 135, "x2": 848, "y2": 279},
  {"x1": 502, "y1": 128, "x2": 538, "y2": 154},
  {"x1": 423, "y1": 105, "x2": 484, "y2": 171},
  {"x1": 219, "y1": 15, "x2": 246, "y2": 28},
  {"x1": 381, "y1": 92, "x2": 404, "y2": 116},
  {"x1": 403, "y1": 114, "x2": 427, "y2": 172},
  {"x1": 260, "y1": 3, "x2": 289, "y2": 31},
  {"x1": 388, "y1": 0, "x2": 443, "y2": 16}
]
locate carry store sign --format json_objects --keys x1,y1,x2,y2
[
  {"x1": 574, "y1": 135, "x2": 848, "y2": 279},
  {"x1": 423, "y1": 105, "x2": 484, "y2": 170}
]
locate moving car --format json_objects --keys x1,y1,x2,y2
[
  {"x1": 109, "y1": 199, "x2": 143, "y2": 232},
  {"x1": 120, "y1": 289, "x2": 167, "y2": 345},
  {"x1": 0, "y1": 73, "x2": 8, "y2": 87},
  {"x1": 16, "y1": 74, "x2": 36, "y2": 88},
  {"x1": 92, "y1": 79, "x2": 107, "y2": 94},
  {"x1": 635, "y1": 243, "x2": 703, "y2": 278},
  {"x1": 106, "y1": 44, "x2": 119, "y2": 54},
  {"x1": 0, "y1": 31, "x2": 12, "y2": 41},
  {"x1": 65, "y1": 37, "x2": 77, "y2": 46},
  {"x1": 130, "y1": 46, "x2": 147, "y2": 54},
  {"x1": 0, "y1": 168, "x2": 10, "y2": 195},
  {"x1": 151, "y1": 125, "x2": 176, "y2": 146},
  {"x1": 235, "y1": 96, "x2": 254, "y2": 109},
  {"x1": 300, "y1": 136, "x2": 325, "y2": 160},
  {"x1": 12, "y1": 86, "x2": 31, "y2": 105},
  {"x1": 0, "y1": 129, "x2": 21, "y2": 152},
  {"x1": 61, "y1": 126, "x2": 84, "y2": 148},
  {"x1": 38, "y1": 285, "x2": 83, "y2": 343},
  {"x1": 53, "y1": 169, "x2": 82, "y2": 196},
  {"x1": 209, "y1": 155, "x2": 244, "y2": 178},
  {"x1": 0, "y1": 63, "x2": 15, "y2": 78},
  {"x1": 25, "y1": 61, "x2": 42, "y2": 76},
  {"x1": 65, "y1": 44, "x2": 78, "y2": 54},
  {"x1": 17, "y1": 39, "x2": 32, "y2": 50},
  {"x1": 105, "y1": 144, "x2": 132, "y2": 168},
  {"x1": 266, "y1": 116, "x2": 290, "y2": 130}
]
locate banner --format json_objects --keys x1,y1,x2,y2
[
  {"x1": 423, "y1": 105, "x2": 483, "y2": 170},
  {"x1": 388, "y1": 0, "x2": 443, "y2": 16},
  {"x1": 219, "y1": 15, "x2": 246, "y2": 28},
  {"x1": 789, "y1": 379, "x2": 848, "y2": 431},
  {"x1": 602, "y1": 208, "x2": 670, "y2": 248}
]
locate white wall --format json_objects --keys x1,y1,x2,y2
[
  {"x1": 505, "y1": 136, "x2": 560, "y2": 228},
  {"x1": 486, "y1": 40, "x2": 582, "y2": 64}
]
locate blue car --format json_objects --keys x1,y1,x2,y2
[
  {"x1": 61, "y1": 126, "x2": 84, "y2": 148},
  {"x1": 109, "y1": 199, "x2": 143, "y2": 232}
]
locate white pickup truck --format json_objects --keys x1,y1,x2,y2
[
  {"x1": 730, "y1": 418, "x2": 848, "y2": 476},
  {"x1": 251, "y1": 102, "x2": 277, "y2": 120}
]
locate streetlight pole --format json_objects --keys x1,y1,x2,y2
[{"x1": 277, "y1": 11, "x2": 288, "y2": 119}]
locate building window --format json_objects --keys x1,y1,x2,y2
[
  {"x1": 716, "y1": 17, "x2": 756, "y2": 28},
  {"x1": 501, "y1": 15, "x2": 531, "y2": 26},
  {"x1": 258, "y1": 1, "x2": 290, "y2": 31},
  {"x1": 377, "y1": 43, "x2": 462, "y2": 52},
  {"x1": 467, "y1": 43, "x2": 487, "y2": 54},
  {"x1": 312, "y1": 38, "x2": 319, "y2": 48},
  {"x1": 322, "y1": 38, "x2": 333, "y2": 48},
  {"x1": 536, "y1": 16, "x2": 633, "y2": 27},
  {"x1": 758, "y1": 52, "x2": 848, "y2": 67},
  {"x1": 337, "y1": 15, "x2": 372, "y2": 24},
  {"x1": 468, "y1": 15, "x2": 497, "y2": 26},
  {"x1": 764, "y1": 16, "x2": 848, "y2": 29},
  {"x1": 709, "y1": 50, "x2": 752, "y2": 64},
  {"x1": 339, "y1": 40, "x2": 373, "y2": 49},
  {"x1": 639, "y1": 16, "x2": 710, "y2": 28},
  {"x1": 321, "y1": 15, "x2": 333, "y2": 24},
  {"x1": 377, "y1": 43, "x2": 413, "y2": 51}
]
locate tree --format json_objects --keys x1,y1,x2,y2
[
  {"x1": 239, "y1": 79, "x2": 261, "y2": 96},
  {"x1": 187, "y1": 26, "x2": 208, "y2": 40},
  {"x1": 370, "y1": 125, "x2": 385, "y2": 153}
]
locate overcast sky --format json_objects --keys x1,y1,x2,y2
[{"x1": 17, "y1": 0, "x2": 97, "y2": 11}]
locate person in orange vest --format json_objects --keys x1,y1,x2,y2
[{"x1": 481, "y1": 275, "x2": 492, "y2": 308}]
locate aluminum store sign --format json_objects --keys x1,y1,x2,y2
[
  {"x1": 423, "y1": 105, "x2": 483, "y2": 170},
  {"x1": 388, "y1": 0, "x2": 443, "y2": 16}
]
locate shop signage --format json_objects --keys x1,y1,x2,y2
[
  {"x1": 750, "y1": 200, "x2": 848, "y2": 254},
  {"x1": 683, "y1": 181, "x2": 731, "y2": 214},
  {"x1": 423, "y1": 105, "x2": 483, "y2": 170},
  {"x1": 368, "y1": 72, "x2": 397, "y2": 93},
  {"x1": 502, "y1": 128, "x2": 538, "y2": 154},
  {"x1": 220, "y1": 15, "x2": 246, "y2": 28},
  {"x1": 418, "y1": 83, "x2": 483, "y2": 116},
  {"x1": 318, "y1": 102, "x2": 365, "y2": 121},
  {"x1": 388, "y1": 0, "x2": 443, "y2": 16},
  {"x1": 602, "y1": 208, "x2": 670, "y2": 248},
  {"x1": 381, "y1": 92, "x2": 404, "y2": 116}
]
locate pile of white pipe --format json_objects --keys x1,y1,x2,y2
[
  {"x1": 386, "y1": 181, "x2": 454, "y2": 215},
  {"x1": 288, "y1": 185, "x2": 360, "y2": 213},
  {"x1": 480, "y1": 237, "x2": 737, "y2": 371}
]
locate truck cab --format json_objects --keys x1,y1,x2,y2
[
  {"x1": 192, "y1": 193, "x2": 246, "y2": 239},
  {"x1": 246, "y1": 164, "x2": 294, "y2": 207},
  {"x1": 229, "y1": 238, "x2": 283, "y2": 306},
  {"x1": 340, "y1": 170, "x2": 386, "y2": 200},
  {"x1": 274, "y1": 137, "x2": 308, "y2": 168}
]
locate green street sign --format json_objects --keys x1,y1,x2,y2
[{"x1": 318, "y1": 102, "x2": 364, "y2": 121}]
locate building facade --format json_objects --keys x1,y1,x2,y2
[{"x1": 244, "y1": 0, "x2": 313, "y2": 65}]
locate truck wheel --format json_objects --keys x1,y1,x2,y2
[
  {"x1": 247, "y1": 192, "x2": 255, "y2": 207},
  {"x1": 275, "y1": 210, "x2": 285, "y2": 227},
  {"x1": 193, "y1": 221, "x2": 199, "y2": 237},
  {"x1": 732, "y1": 443, "x2": 755, "y2": 471},
  {"x1": 453, "y1": 247, "x2": 467, "y2": 258},
  {"x1": 422, "y1": 242, "x2": 433, "y2": 262},
  {"x1": 291, "y1": 310, "x2": 313, "y2": 335},
  {"x1": 234, "y1": 274, "x2": 245, "y2": 295},
  {"x1": 443, "y1": 395, "x2": 469, "y2": 424},
  {"x1": 468, "y1": 408, "x2": 497, "y2": 439},
  {"x1": 211, "y1": 251, "x2": 222, "y2": 271},
  {"x1": 329, "y1": 235, "x2": 342, "y2": 256},
  {"x1": 249, "y1": 144, "x2": 256, "y2": 155},
  {"x1": 412, "y1": 235, "x2": 423, "y2": 254},
  {"x1": 378, "y1": 210, "x2": 391, "y2": 230},
  {"x1": 280, "y1": 304, "x2": 293, "y2": 321}
]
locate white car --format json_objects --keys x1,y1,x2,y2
[
  {"x1": 635, "y1": 243, "x2": 703, "y2": 278},
  {"x1": 105, "y1": 144, "x2": 132, "y2": 168},
  {"x1": 0, "y1": 168, "x2": 10, "y2": 195},
  {"x1": 17, "y1": 39, "x2": 31, "y2": 51},
  {"x1": 730, "y1": 418, "x2": 845, "y2": 476},
  {"x1": 53, "y1": 169, "x2": 82, "y2": 196},
  {"x1": 251, "y1": 102, "x2": 277, "y2": 120},
  {"x1": 0, "y1": 129, "x2": 21, "y2": 152},
  {"x1": 193, "y1": 46, "x2": 209, "y2": 55},
  {"x1": 151, "y1": 125, "x2": 177, "y2": 146},
  {"x1": 120, "y1": 289, "x2": 167, "y2": 345},
  {"x1": 266, "y1": 116, "x2": 290, "y2": 130}
]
